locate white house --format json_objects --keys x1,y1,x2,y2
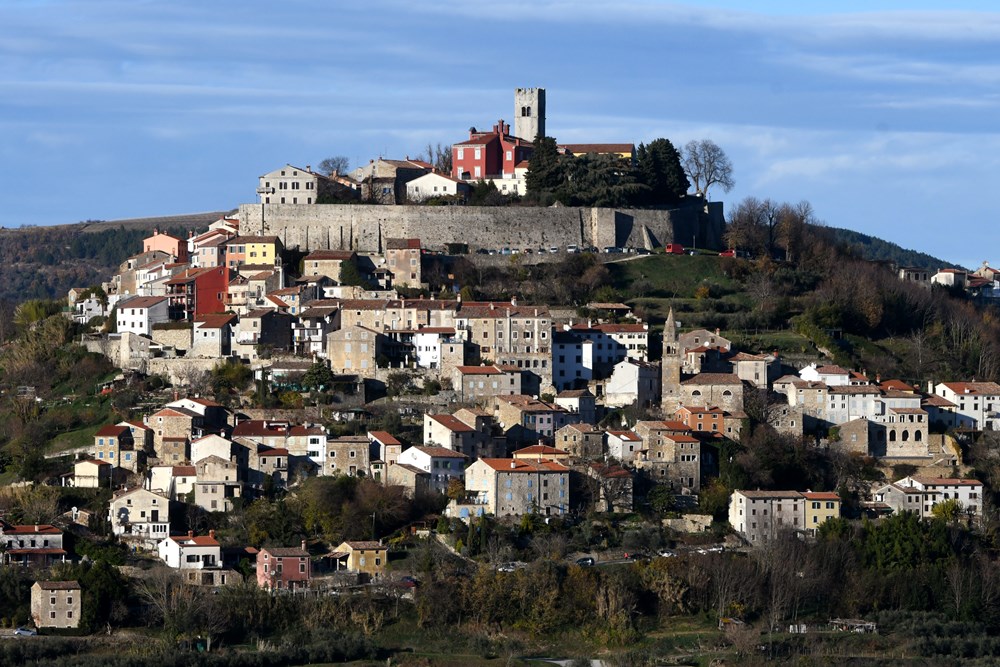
[
  {"x1": 147, "y1": 465, "x2": 196, "y2": 500},
  {"x1": 405, "y1": 172, "x2": 470, "y2": 202},
  {"x1": 115, "y1": 296, "x2": 169, "y2": 336},
  {"x1": 605, "y1": 359, "x2": 659, "y2": 408},
  {"x1": 109, "y1": 488, "x2": 170, "y2": 548},
  {"x1": 157, "y1": 531, "x2": 222, "y2": 569},
  {"x1": 411, "y1": 328, "x2": 458, "y2": 368},
  {"x1": 396, "y1": 446, "x2": 468, "y2": 494},
  {"x1": 606, "y1": 430, "x2": 642, "y2": 463},
  {"x1": 933, "y1": 382, "x2": 1000, "y2": 431},
  {"x1": 897, "y1": 475, "x2": 983, "y2": 519}
]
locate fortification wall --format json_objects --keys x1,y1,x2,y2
[{"x1": 238, "y1": 201, "x2": 723, "y2": 253}]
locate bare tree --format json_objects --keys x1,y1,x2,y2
[
  {"x1": 682, "y1": 139, "x2": 735, "y2": 200},
  {"x1": 317, "y1": 156, "x2": 350, "y2": 176}
]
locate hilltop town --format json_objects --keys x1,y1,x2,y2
[{"x1": 5, "y1": 89, "x2": 1000, "y2": 665}]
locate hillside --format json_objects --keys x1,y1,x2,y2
[
  {"x1": 0, "y1": 212, "x2": 228, "y2": 303},
  {"x1": 825, "y1": 225, "x2": 955, "y2": 271}
]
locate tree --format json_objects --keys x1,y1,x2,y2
[
  {"x1": 635, "y1": 138, "x2": 689, "y2": 206},
  {"x1": 559, "y1": 153, "x2": 645, "y2": 207},
  {"x1": 525, "y1": 135, "x2": 566, "y2": 197},
  {"x1": 417, "y1": 143, "x2": 453, "y2": 174},
  {"x1": 318, "y1": 156, "x2": 350, "y2": 176},
  {"x1": 302, "y1": 361, "x2": 335, "y2": 391},
  {"x1": 339, "y1": 260, "x2": 371, "y2": 288},
  {"x1": 681, "y1": 139, "x2": 735, "y2": 199}
]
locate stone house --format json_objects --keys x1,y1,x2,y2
[
  {"x1": 194, "y1": 455, "x2": 243, "y2": 512},
  {"x1": 634, "y1": 432, "x2": 702, "y2": 491},
  {"x1": 93, "y1": 424, "x2": 138, "y2": 470},
  {"x1": 326, "y1": 325, "x2": 383, "y2": 374},
  {"x1": 191, "y1": 313, "x2": 236, "y2": 357},
  {"x1": 385, "y1": 238, "x2": 422, "y2": 288},
  {"x1": 72, "y1": 459, "x2": 112, "y2": 489},
  {"x1": 680, "y1": 373, "x2": 744, "y2": 414},
  {"x1": 554, "y1": 423, "x2": 604, "y2": 459},
  {"x1": 303, "y1": 249, "x2": 358, "y2": 281},
  {"x1": 385, "y1": 463, "x2": 431, "y2": 497},
  {"x1": 452, "y1": 365, "x2": 522, "y2": 402},
  {"x1": 463, "y1": 458, "x2": 569, "y2": 517},
  {"x1": 147, "y1": 464, "x2": 196, "y2": 501},
  {"x1": 0, "y1": 522, "x2": 66, "y2": 567},
  {"x1": 31, "y1": 581, "x2": 81, "y2": 630},
  {"x1": 604, "y1": 359, "x2": 659, "y2": 409},
  {"x1": 325, "y1": 436, "x2": 370, "y2": 477}
]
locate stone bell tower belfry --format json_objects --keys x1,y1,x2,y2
[
  {"x1": 661, "y1": 308, "x2": 682, "y2": 415},
  {"x1": 514, "y1": 87, "x2": 546, "y2": 141}
]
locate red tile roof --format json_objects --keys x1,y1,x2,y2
[
  {"x1": 194, "y1": 313, "x2": 237, "y2": 328},
  {"x1": 427, "y1": 414, "x2": 475, "y2": 432},
  {"x1": 368, "y1": 431, "x2": 401, "y2": 445},
  {"x1": 409, "y1": 445, "x2": 469, "y2": 459},
  {"x1": 479, "y1": 458, "x2": 569, "y2": 473},
  {"x1": 95, "y1": 424, "x2": 130, "y2": 438},
  {"x1": 456, "y1": 365, "x2": 504, "y2": 375}
]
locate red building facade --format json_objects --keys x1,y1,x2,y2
[
  {"x1": 166, "y1": 267, "x2": 229, "y2": 321},
  {"x1": 452, "y1": 120, "x2": 534, "y2": 181}
]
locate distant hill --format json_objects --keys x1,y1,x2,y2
[
  {"x1": 0, "y1": 212, "x2": 229, "y2": 304},
  {"x1": 825, "y1": 226, "x2": 957, "y2": 271}
]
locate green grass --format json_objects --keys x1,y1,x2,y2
[
  {"x1": 608, "y1": 254, "x2": 736, "y2": 299},
  {"x1": 48, "y1": 423, "x2": 101, "y2": 454},
  {"x1": 728, "y1": 330, "x2": 817, "y2": 355}
]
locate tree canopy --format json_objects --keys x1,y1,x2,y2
[{"x1": 681, "y1": 139, "x2": 735, "y2": 199}]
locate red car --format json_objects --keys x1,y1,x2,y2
[{"x1": 664, "y1": 244, "x2": 685, "y2": 255}]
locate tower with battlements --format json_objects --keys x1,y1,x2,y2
[{"x1": 514, "y1": 87, "x2": 545, "y2": 141}]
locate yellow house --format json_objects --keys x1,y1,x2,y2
[
  {"x1": 802, "y1": 491, "x2": 840, "y2": 534},
  {"x1": 225, "y1": 236, "x2": 283, "y2": 268},
  {"x1": 561, "y1": 143, "x2": 636, "y2": 163},
  {"x1": 331, "y1": 541, "x2": 387, "y2": 578}
]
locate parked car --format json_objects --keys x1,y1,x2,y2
[
  {"x1": 575, "y1": 556, "x2": 596, "y2": 567},
  {"x1": 566, "y1": 244, "x2": 580, "y2": 253},
  {"x1": 657, "y1": 549, "x2": 677, "y2": 558},
  {"x1": 13, "y1": 627, "x2": 36, "y2": 636},
  {"x1": 719, "y1": 249, "x2": 736, "y2": 257},
  {"x1": 475, "y1": 248, "x2": 490, "y2": 254},
  {"x1": 664, "y1": 243, "x2": 685, "y2": 255},
  {"x1": 549, "y1": 246, "x2": 559, "y2": 253}
]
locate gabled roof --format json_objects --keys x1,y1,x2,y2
[
  {"x1": 940, "y1": 382, "x2": 1000, "y2": 396},
  {"x1": 368, "y1": 431, "x2": 401, "y2": 445},
  {"x1": 816, "y1": 365, "x2": 851, "y2": 375},
  {"x1": 408, "y1": 445, "x2": 469, "y2": 459},
  {"x1": 194, "y1": 313, "x2": 237, "y2": 328},
  {"x1": 36, "y1": 580, "x2": 80, "y2": 590},
  {"x1": 169, "y1": 533, "x2": 220, "y2": 547},
  {"x1": 119, "y1": 296, "x2": 167, "y2": 309},
  {"x1": 95, "y1": 424, "x2": 131, "y2": 438},
  {"x1": 681, "y1": 373, "x2": 742, "y2": 386},
  {"x1": 909, "y1": 476, "x2": 982, "y2": 487},
  {"x1": 341, "y1": 541, "x2": 386, "y2": 551},
  {"x1": 0, "y1": 523, "x2": 61, "y2": 535},
  {"x1": 801, "y1": 491, "x2": 840, "y2": 501},
  {"x1": 455, "y1": 365, "x2": 505, "y2": 375},
  {"x1": 513, "y1": 444, "x2": 568, "y2": 456},
  {"x1": 386, "y1": 238, "x2": 421, "y2": 250},
  {"x1": 260, "y1": 546, "x2": 308, "y2": 557},
  {"x1": 427, "y1": 414, "x2": 475, "y2": 433},
  {"x1": 478, "y1": 458, "x2": 569, "y2": 473},
  {"x1": 305, "y1": 250, "x2": 356, "y2": 261}
]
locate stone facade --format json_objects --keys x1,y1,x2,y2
[{"x1": 237, "y1": 201, "x2": 724, "y2": 254}]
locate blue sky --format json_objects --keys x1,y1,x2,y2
[{"x1": 2, "y1": 1, "x2": 997, "y2": 267}]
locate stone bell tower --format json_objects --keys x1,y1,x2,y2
[
  {"x1": 661, "y1": 308, "x2": 682, "y2": 415},
  {"x1": 514, "y1": 87, "x2": 546, "y2": 141}
]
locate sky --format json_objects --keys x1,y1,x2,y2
[{"x1": 2, "y1": 1, "x2": 998, "y2": 268}]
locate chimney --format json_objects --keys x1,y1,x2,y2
[
  {"x1": 34, "y1": 525, "x2": 39, "y2": 532},
  {"x1": 188, "y1": 530, "x2": 194, "y2": 539},
  {"x1": 209, "y1": 529, "x2": 215, "y2": 539},
  {"x1": 510, "y1": 460, "x2": 516, "y2": 469},
  {"x1": 301, "y1": 540, "x2": 307, "y2": 552},
  {"x1": 306, "y1": 165, "x2": 311, "y2": 172},
  {"x1": 511, "y1": 295, "x2": 518, "y2": 307},
  {"x1": 716, "y1": 328, "x2": 721, "y2": 336}
]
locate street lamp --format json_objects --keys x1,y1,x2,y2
[{"x1": 256, "y1": 187, "x2": 275, "y2": 234}]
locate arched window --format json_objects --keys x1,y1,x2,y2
[
  {"x1": 889, "y1": 431, "x2": 897, "y2": 442},
  {"x1": 915, "y1": 430, "x2": 923, "y2": 441},
  {"x1": 902, "y1": 430, "x2": 910, "y2": 441},
  {"x1": 723, "y1": 390, "x2": 732, "y2": 397},
  {"x1": 692, "y1": 390, "x2": 702, "y2": 396}
]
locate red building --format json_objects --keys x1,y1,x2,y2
[
  {"x1": 256, "y1": 542, "x2": 311, "y2": 590},
  {"x1": 166, "y1": 267, "x2": 229, "y2": 321},
  {"x1": 452, "y1": 120, "x2": 534, "y2": 181}
]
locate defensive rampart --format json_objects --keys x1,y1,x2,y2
[{"x1": 238, "y1": 200, "x2": 724, "y2": 253}]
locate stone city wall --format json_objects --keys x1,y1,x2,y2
[{"x1": 239, "y1": 201, "x2": 724, "y2": 254}]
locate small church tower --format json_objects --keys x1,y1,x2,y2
[
  {"x1": 661, "y1": 308, "x2": 682, "y2": 415},
  {"x1": 514, "y1": 87, "x2": 546, "y2": 141}
]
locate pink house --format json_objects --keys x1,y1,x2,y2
[
  {"x1": 256, "y1": 542, "x2": 310, "y2": 590},
  {"x1": 143, "y1": 229, "x2": 189, "y2": 262}
]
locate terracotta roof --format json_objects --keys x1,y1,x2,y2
[
  {"x1": 828, "y1": 386, "x2": 879, "y2": 395},
  {"x1": 258, "y1": 447, "x2": 289, "y2": 456},
  {"x1": 368, "y1": 431, "x2": 401, "y2": 445},
  {"x1": 95, "y1": 424, "x2": 131, "y2": 438},
  {"x1": 922, "y1": 395, "x2": 956, "y2": 407},
  {"x1": 816, "y1": 365, "x2": 851, "y2": 375},
  {"x1": 678, "y1": 405, "x2": 725, "y2": 415},
  {"x1": 77, "y1": 458, "x2": 111, "y2": 467},
  {"x1": 150, "y1": 407, "x2": 198, "y2": 419},
  {"x1": 386, "y1": 238, "x2": 421, "y2": 250},
  {"x1": 607, "y1": 430, "x2": 641, "y2": 441},
  {"x1": 289, "y1": 425, "x2": 326, "y2": 436},
  {"x1": 513, "y1": 445, "x2": 568, "y2": 456},
  {"x1": 801, "y1": 492, "x2": 840, "y2": 500},
  {"x1": 233, "y1": 420, "x2": 289, "y2": 437},
  {"x1": 730, "y1": 351, "x2": 766, "y2": 362},
  {"x1": 172, "y1": 466, "x2": 196, "y2": 475},
  {"x1": 940, "y1": 382, "x2": 1000, "y2": 396},
  {"x1": 169, "y1": 533, "x2": 220, "y2": 547},
  {"x1": 479, "y1": 458, "x2": 569, "y2": 473},
  {"x1": 2, "y1": 524, "x2": 61, "y2": 535},
  {"x1": 457, "y1": 302, "x2": 550, "y2": 319},
  {"x1": 228, "y1": 235, "x2": 281, "y2": 245},
  {"x1": 889, "y1": 407, "x2": 927, "y2": 415},
  {"x1": 589, "y1": 463, "x2": 632, "y2": 478},
  {"x1": 427, "y1": 414, "x2": 474, "y2": 433},
  {"x1": 556, "y1": 389, "x2": 593, "y2": 398},
  {"x1": 456, "y1": 365, "x2": 505, "y2": 375}
]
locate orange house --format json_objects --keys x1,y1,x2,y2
[
  {"x1": 143, "y1": 229, "x2": 188, "y2": 262},
  {"x1": 676, "y1": 405, "x2": 725, "y2": 434}
]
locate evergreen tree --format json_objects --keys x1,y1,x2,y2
[
  {"x1": 635, "y1": 138, "x2": 689, "y2": 206},
  {"x1": 526, "y1": 134, "x2": 566, "y2": 196}
]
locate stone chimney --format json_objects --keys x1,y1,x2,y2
[
  {"x1": 187, "y1": 530, "x2": 194, "y2": 539},
  {"x1": 209, "y1": 529, "x2": 215, "y2": 539},
  {"x1": 510, "y1": 460, "x2": 516, "y2": 469},
  {"x1": 300, "y1": 540, "x2": 307, "y2": 552}
]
